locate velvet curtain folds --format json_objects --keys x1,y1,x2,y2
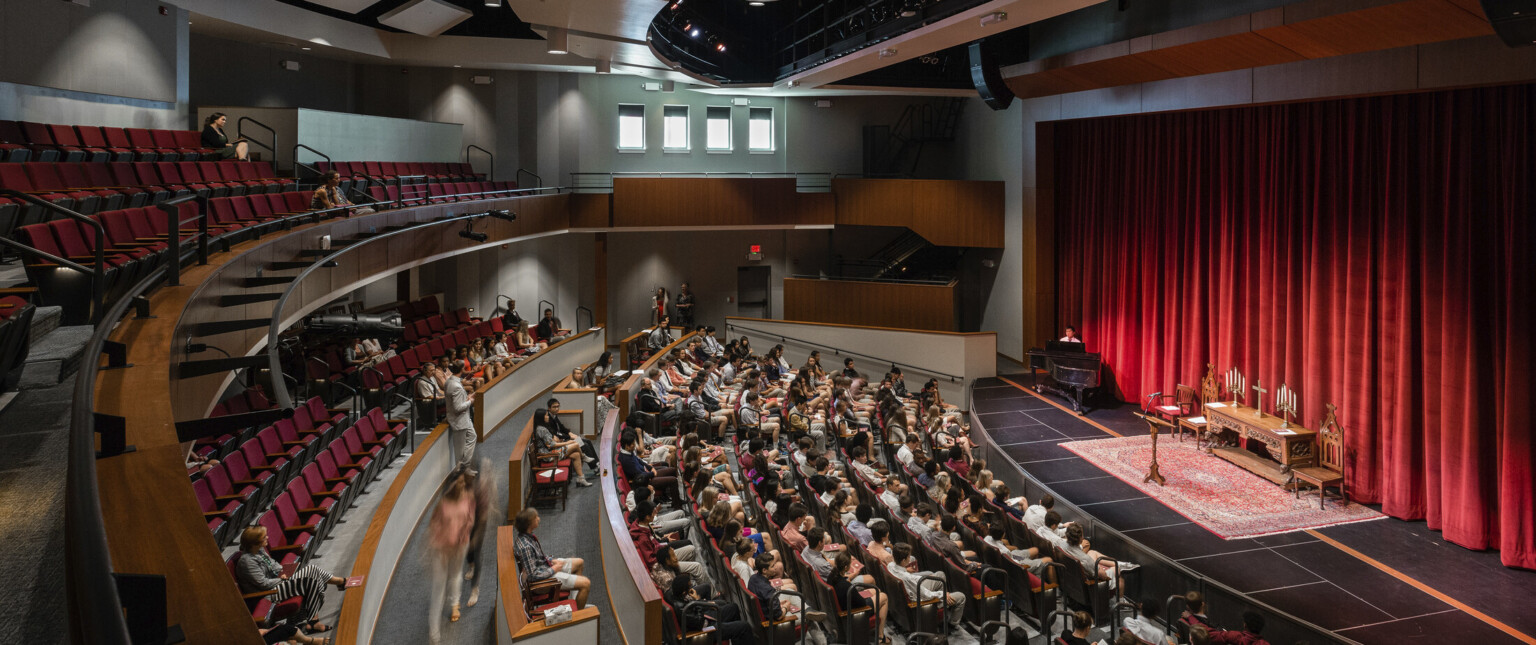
[{"x1": 1051, "y1": 83, "x2": 1535, "y2": 569}]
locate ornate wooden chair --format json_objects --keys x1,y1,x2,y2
[
  {"x1": 1292, "y1": 403, "x2": 1347, "y2": 508},
  {"x1": 1185, "y1": 364, "x2": 1218, "y2": 449}
]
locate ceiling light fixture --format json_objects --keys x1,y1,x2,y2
[
  {"x1": 484, "y1": 0, "x2": 501, "y2": 6},
  {"x1": 596, "y1": 59, "x2": 611, "y2": 74},
  {"x1": 900, "y1": 0, "x2": 921, "y2": 18},
  {"x1": 979, "y1": 11, "x2": 1007, "y2": 26},
  {"x1": 878, "y1": 47, "x2": 897, "y2": 58},
  {"x1": 691, "y1": 28, "x2": 701, "y2": 38},
  {"x1": 546, "y1": 27, "x2": 568, "y2": 54},
  {"x1": 716, "y1": 42, "x2": 726, "y2": 52},
  {"x1": 749, "y1": 1, "x2": 765, "y2": 5}
]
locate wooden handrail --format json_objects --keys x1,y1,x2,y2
[
  {"x1": 471, "y1": 327, "x2": 600, "y2": 441},
  {"x1": 497, "y1": 524, "x2": 603, "y2": 639},
  {"x1": 725, "y1": 314, "x2": 998, "y2": 337},
  {"x1": 596, "y1": 408, "x2": 663, "y2": 645}
]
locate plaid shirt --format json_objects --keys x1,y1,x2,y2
[{"x1": 514, "y1": 531, "x2": 554, "y2": 581}]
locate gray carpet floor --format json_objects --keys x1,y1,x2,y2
[
  {"x1": 371, "y1": 399, "x2": 622, "y2": 645},
  {"x1": 0, "y1": 376, "x2": 72, "y2": 645}
]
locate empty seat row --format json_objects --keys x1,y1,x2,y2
[
  {"x1": 397, "y1": 294, "x2": 441, "y2": 322},
  {"x1": 0, "y1": 120, "x2": 218, "y2": 163},
  {"x1": 367, "y1": 180, "x2": 517, "y2": 207},
  {"x1": 316, "y1": 160, "x2": 479, "y2": 182},
  {"x1": 0, "y1": 161, "x2": 294, "y2": 234}
]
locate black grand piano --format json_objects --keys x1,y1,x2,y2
[{"x1": 1026, "y1": 341, "x2": 1102, "y2": 414}]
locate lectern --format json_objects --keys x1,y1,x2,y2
[{"x1": 1134, "y1": 412, "x2": 1174, "y2": 486}]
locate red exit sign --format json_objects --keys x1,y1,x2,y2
[{"x1": 750, "y1": 245, "x2": 761, "y2": 253}]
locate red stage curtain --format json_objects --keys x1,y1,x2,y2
[{"x1": 1052, "y1": 83, "x2": 1534, "y2": 569}]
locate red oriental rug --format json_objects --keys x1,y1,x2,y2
[{"x1": 1059, "y1": 435, "x2": 1384, "y2": 539}]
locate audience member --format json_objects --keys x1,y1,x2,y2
[
  {"x1": 1123, "y1": 596, "x2": 1177, "y2": 645},
  {"x1": 234, "y1": 526, "x2": 346, "y2": 635},
  {"x1": 513, "y1": 508, "x2": 591, "y2": 608}
]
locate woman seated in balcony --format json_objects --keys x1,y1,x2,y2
[
  {"x1": 201, "y1": 113, "x2": 249, "y2": 161},
  {"x1": 235, "y1": 526, "x2": 348, "y2": 634}
]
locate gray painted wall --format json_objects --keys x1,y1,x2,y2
[
  {"x1": 189, "y1": 32, "x2": 357, "y2": 113},
  {"x1": 0, "y1": 0, "x2": 187, "y2": 127}
]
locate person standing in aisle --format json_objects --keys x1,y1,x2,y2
[
  {"x1": 652, "y1": 286, "x2": 670, "y2": 327},
  {"x1": 445, "y1": 362, "x2": 477, "y2": 470},
  {"x1": 675, "y1": 282, "x2": 696, "y2": 328}
]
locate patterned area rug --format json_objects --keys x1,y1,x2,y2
[{"x1": 1060, "y1": 435, "x2": 1384, "y2": 539}]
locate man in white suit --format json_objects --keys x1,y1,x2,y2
[{"x1": 445, "y1": 362, "x2": 478, "y2": 471}]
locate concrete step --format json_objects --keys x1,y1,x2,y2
[
  {"x1": 19, "y1": 325, "x2": 93, "y2": 389},
  {"x1": 28, "y1": 306, "x2": 61, "y2": 347}
]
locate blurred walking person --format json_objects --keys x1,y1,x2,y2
[
  {"x1": 427, "y1": 473, "x2": 475, "y2": 645},
  {"x1": 463, "y1": 458, "x2": 498, "y2": 608}
]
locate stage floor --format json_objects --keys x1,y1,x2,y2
[{"x1": 971, "y1": 375, "x2": 1536, "y2": 645}]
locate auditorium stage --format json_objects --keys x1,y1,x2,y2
[{"x1": 971, "y1": 375, "x2": 1536, "y2": 645}]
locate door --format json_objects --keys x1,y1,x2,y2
[{"x1": 737, "y1": 266, "x2": 771, "y2": 319}]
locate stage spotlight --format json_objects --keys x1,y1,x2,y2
[
  {"x1": 716, "y1": 42, "x2": 726, "y2": 52},
  {"x1": 459, "y1": 230, "x2": 488, "y2": 242},
  {"x1": 487, "y1": 209, "x2": 518, "y2": 222},
  {"x1": 900, "y1": 0, "x2": 921, "y2": 17}
]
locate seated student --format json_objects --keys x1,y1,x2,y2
[
  {"x1": 848, "y1": 445, "x2": 883, "y2": 485},
  {"x1": 885, "y1": 542, "x2": 966, "y2": 627},
  {"x1": 648, "y1": 316, "x2": 674, "y2": 351},
  {"x1": 878, "y1": 475, "x2": 907, "y2": 516},
  {"x1": 649, "y1": 545, "x2": 712, "y2": 598},
  {"x1": 533, "y1": 409, "x2": 592, "y2": 487},
  {"x1": 631, "y1": 486, "x2": 691, "y2": 535},
  {"x1": 1123, "y1": 596, "x2": 1178, "y2": 645},
  {"x1": 729, "y1": 538, "x2": 758, "y2": 586},
  {"x1": 234, "y1": 526, "x2": 348, "y2": 634},
  {"x1": 846, "y1": 504, "x2": 876, "y2": 546},
  {"x1": 1209, "y1": 611, "x2": 1271, "y2": 645},
  {"x1": 864, "y1": 521, "x2": 895, "y2": 566},
  {"x1": 828, "y1": 551, "x2": 890, "y2": 645},
  {"x1": 310, "y1": 171, "x2": 374, "y2": 216},
  {"x1": 535, "y1": 308, "x2": 567, "y2": 342},
  {"x1": 666, "y1": 573, "x2": 757, "y2": 645},
  {"x1": 778, "y1": 503, "x2": 815, "y2": 552},
  {"x1": 1061, "y1": 523, "x2": 1132, "y2": 590},
  {"x1": 1181, "y1": 590, "x2": 1212, "y2": 628},
  {"x1": 513, "y1": 508, "x2": 591, "y2": 608},
  {"x1": 944, "y1": 446, "x2": 971, "y2": 480},
  {"x1": 985, "y1": 525, "x2": 1051, "y2": 574},
  {"x1": 803, "y1": 527, "x2": 874, "y2": 586},
  {"x1": 619, "y1": 431, "x2": 678, "y2": 502},
  {"x1": 699, "y1": 485, "x2": 744, "y2": 525},
  {"x1": 914, "y1": 459, "x2": 938, "y2": 488},
  {"x1": 749, "y1": 553, "x2": 826, "y2": 625},
  {"x1": 546, "y1": 399, "x2": 597, "y2": 467},
  {"x1": 1035, "y1": 510, "x2": 1072, "y2": 551},
  {"x1": 1058, "y1": 610, "x2": 1096, "y2": 645},
  {"x1": 628, "y1": 502, "x2": 705, "y2": 579}
]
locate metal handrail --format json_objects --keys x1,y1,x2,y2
[
  {"x1": 789, "y1": 274, "x2": 954, "y2": 286},
  {"x1": 236, "y1": 116, "x2": 276, "y2": 155},
  {"x1": 567, "y1": 171, "x2": 832, "y2": 193},
  {"x1": 0, "y1": 189, "x2": 105, "y2": 323},
  {"x1": 68, "y1": 261, "x2": 170, "y2": 644},
  {"x1": 724, "y1": 321, "x2": 963, "y2": 382},
  {"x1": 575, "y1": 305, "x2": 594, "y2": 331},
  {"x1": 515, "y1": 168, "x2": 541, "y2": 188},
  {"x1": 465, "y1": 145, "x2": 493, "y2": 180},
  {"x1": 264, "y1": 186, "x2": 566, "y2": 409},
  {"x1": 293, "y1": 144, "x2": 333, "y2": 177}
]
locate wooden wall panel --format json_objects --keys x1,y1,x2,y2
[
  {"x1": 832, "y1": 178, "x2": 1005, "y2": 248},
  {"x1": 783, "y1": 277, "x2": 958, "y2": 332},
  {"x1": 611, "y1": 177, "x2": 832, "y2": 228},
  {"x1": 570, "y1": 193, "x2": 612, "y2": 228}
]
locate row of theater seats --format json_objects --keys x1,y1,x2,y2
[
  {"x1": 314, "y1": 160, "x2": 480, "y2": 182},
  {"x1": 196, "y1": 402, "x2": 407, "y2": 625},
  {"x1": 0, "y1": 161, "x2": 293, "y2": 235},
  {"x1": 367, "y1": 180, "x2": 519, "y2": 207},
  {"x1": 396, "y1": 295, "x2": 444, "y2": 322},
  {"x1": 0, "y1": 120, "x2": 217, "y2": 163}
]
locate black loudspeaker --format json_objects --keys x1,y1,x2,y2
[
  {"x1": 1481, "y1": 0, "x2": 1536, "y2": 47},
  {"x1": 968, "y1": 40, "x2": 1015, "y2": 111}
]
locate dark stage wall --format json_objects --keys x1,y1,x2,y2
[{"x1": 1050, "y1": 83, "x2": 1534, "y2": 569}]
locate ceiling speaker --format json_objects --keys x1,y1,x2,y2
[
  {"x1": 1480, "y1": 0, "x2": 1536, "y2": 47},
  {"x1": 968, "y1": 40, "x2": 1015, "y2": 111},
  {"x1": 377, "y1": 0, "x2": 472, "y2": 37}
]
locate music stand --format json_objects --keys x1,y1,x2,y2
[{"x1": 1133, "y1": 412, "x2": 1173, "y2": 486}]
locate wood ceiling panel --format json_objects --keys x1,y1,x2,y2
[
  {"x1": 1136, "y1": 32, "x2": 1308, "y2": 77},
  {"x1": 1000, "y1": 0, "x2": 1498, "y2": 101}
]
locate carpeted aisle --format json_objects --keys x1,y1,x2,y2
[{"x1": 369, "y1": 399, "x2": 621, "y2": 645}]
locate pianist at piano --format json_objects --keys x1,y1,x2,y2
[{"x1": 1059, "y1": 325, "x2": 1082, "y2": 343}]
